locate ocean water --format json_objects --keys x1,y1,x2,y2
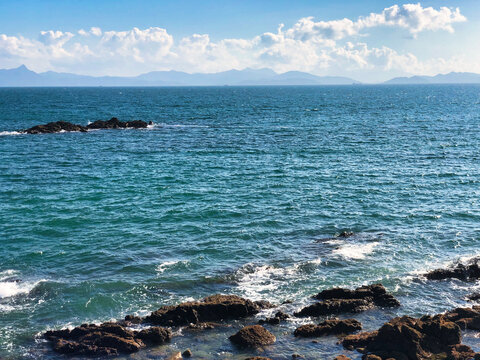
[{"x1": 1, "y1": 85, "x2": 480, "y2": 359}]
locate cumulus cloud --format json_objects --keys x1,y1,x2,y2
[{"x1": 0, "y1": 3, "x2": 473, "y2": 79}]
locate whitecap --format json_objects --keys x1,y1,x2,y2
[
  {"x1": 0, "y1": 131, "x2": 22, "y2": 136},
  {"x1": 0, "y1": 279, "x2": 45, "y2": 299},
  {"x1": 332, "y1": 242, "x2": 379, "y2": 260},
  {"x1": 156, "y1": 260, "x2": 188, "y2": 274}
]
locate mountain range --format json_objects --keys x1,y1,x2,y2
[{"x1": 1, "y1": 65, "x2": 480, "y2": 86}]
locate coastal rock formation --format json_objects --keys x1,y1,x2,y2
[
  {"x1": 341, "y1": 314, "x2": 480, "y2": 359},
  {"x1": 22, "y1": 117, "x2": 149, "y2": 134},
  {"x1": 426, "y1": 257, "x2": 480, "y2": 281},
  {"x1": 86, "y1": 117, "x2": 149, "y2": 130},
  {"x1": 24, "y1": 121, "x2": 88, "y2": 134},
  {"x1": 145, "y1": 294, "x2": 270, "y2": 326},
  {"x1": 333, "y1": 356, "x2": 352, "y2": 360},
  {"x1": 44, "y1": 322, "x2": 171, "y2": 356},
  {"x1": 294, "y1": 319, "x2": 362, "y2": 337},
  {"x1": 229, "y1": 325, "x2": 276, "y2": 347},
  {"x1": 258, "y1": 311, "x2": 290, "y2": 325},
  {"x1": 444, "y1": 307, "x2": 480, "y2": 330},
  {"x1": 295, "y1": 284, "x2": 399, "y2": 317}
]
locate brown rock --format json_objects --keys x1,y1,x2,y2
[
  {"x1": 25, "y1": 121, "x2": 88, "y2": 134},
  {"x1": 182, "y1": 348, "x2": 193, "y2": 357},
  {"x1": 136, "y1": 327, "x2": 172, "y2": 344},
  {"x1": 229, "y1": 325, "x2": 276, "y2": 347},
  {"x1": 295, "y1": 298, "x2": 373, "y2": 317},
  {"x1": 334, "y1": 356, "x2": 352, "y2": 360},
  {"x1": 294, "y1": 319, "x2": 362, "y2": 337},
  {"x1": 259, "y1": 311, "x2": 290, "y2": 325},
  {"x1": 425, "y1": 257, "x2": 480, "y2": 281},
  {"x1": 146, "y1": 294, "x2": 266, "y2": 326}
]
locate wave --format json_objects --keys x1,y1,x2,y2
[
  {"x1": 0, "y1": 130, "x2": 22, "y2": 136},
  {"x1": 156, "y1": 260, "x2": 189, "y2": 274},
  {"x1": 331, "y1": 242, "x2": 379, "y2": 260},
  {"x1": 0, "y1": 279, "x2": 45, "y2": 299}
]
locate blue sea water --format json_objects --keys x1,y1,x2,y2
[{"x1": 1, "y1": 85, "x2": 480, "y2": 359}]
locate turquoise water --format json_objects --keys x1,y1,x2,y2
[{"x1": 1, "y1": 85, "x2": 480, "y2": 359}]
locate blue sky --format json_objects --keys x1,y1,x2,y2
[{"x1": 0, "y1": 0, "x2": 478, "y2": 82}]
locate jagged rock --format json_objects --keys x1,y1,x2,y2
[
  {"x1": 136, "y1": 327, "x2": 171, "y2": 344},
  {"x1": 341, "y1": 314, "x2": 474, "y2": 360},
  {"x1": 467, "y1": 293, "x2": 480, "y2": 301},
  {"x1": 229, "y1": 325, "x2": 276, "y2": 347},
  {"x1": 145, "y1": 294, "x2": 268, "y2": 326},
  {"x1": 294, "y1": 319, "x2": 362, "y2": 337},
  {"x1": 295, "y1": 299, "x2": 373, "y2": 317},
  {"x1": 259, "y1": 311, "x2": 290, "y2": 325},
  {"x1": 86, "y1": 117, "x2": 148, "y2": 130},
  {"x1": 45, "y1": 322, "x2": 145, "y2": 356},
  {"x1": 334, "y1": 356, "x2": 352, "y2": 360},
  {"x1": 444, "y1": 307, "x2": 480, "y2": 330},
  {"x1": 24, "y1": 121, "x2": 88, "y2": 134},
  {"x1": 426, "y1": 257, "x2": 480, "y2": 281},
  {"x1": 314, "y1": 284, "x2": 400, "y2": 308}
]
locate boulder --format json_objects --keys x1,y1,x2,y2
[
  {"x1": 444, "y1": 307, "x2": 480, "y2": 330},
  {"x1": 145, "y1": 294, "x2": 268, "y2": 326},
  {"x1": 294, "y1": 319, "x2": 362, "y2": 337},
  {"x1": 136, "y1": 327, "x2": 172, "y2": 344},
  {"x1": 295, "y1": 299, "x2": 373, "y2": 317},
  {"x1": 24, "y1": 121, "x2": 88, "y2": 134},
  {"x1": 341, "y1": 314, "x2": 476, "y2": 360},
  {"x1": 426, "y1": 257, "x2": 480, "y2": 281},
  {"x1": 259, "y1": 311, "x2": 290, "y2": 325},
  {"x1": 229, "y1": 325, "x2": 276, "y2": 348}
]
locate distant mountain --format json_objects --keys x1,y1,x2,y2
[
  {"x1": 0, "y1": 65, "x2": 360, "y2": 87},
  {"x1": 384, "y1": 72, "x2": 480, "y2": 85}
]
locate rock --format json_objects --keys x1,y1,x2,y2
[
  {"x1": 136, "y1": 327, "x2": 172, "y2": 344},
  {"x1": 86, "y1": 117, "x2": 148, "y2": 130},
  {"x1": 292, "y1": 354, "x2": 304, "y2": 359},
  {"x1": 444, "y1": 307, "x2": 480, "y2": 330},
  {"x1": 259, "y1": 311, "x2": 290, "y2": 325},
  {"x1": 145, "y1": 294, "x2": 267, "y2": 326},
  {"x1": 229, "y1": 325, "x2": 276, "y2": 348},
  {"x1": 467, "y1": 293, "x2": 480, "y2": 301},
  {"x1": 296, "y1": 284, "x2": 399, "y2": 318},
  {"x1": 186, "y1": 322, "x2": 221, "y2": 330},
  {"x1": 294, "y1": 319, "x2": 362, "y2": 337},
  {"x1": 363, "y1": 356, "x2": 382, "y2": 360},
  {"x1": 182, "y1": 348, "x2": 193, "y2": 357},
  {"x1": 46, "y1": 323, "x2": 144, "y2": 356},
  {"x1": 334, "y1": 356, "x2": 352, "y2": 360},
  {"x1": 167, "y1": 352, "x2": 183, "y2": 360},
  {"x1": 341, "y1": 314, "x2": 474, "y2": 360},
  {"x1": 24, "y1": 121, "x2": 88, "y2": 134},
  {"x1": 426, "y1": 257, "x2": 480, "y2": 281},
  {"x1": 245, "y1": 357, "x2": 273, "y2": 360},
  {"x1": 295, "y1": 299, "x2": 373, "y2": 317},
  {"x1": 338, "y1": 231, "x2": 354, "y2": 238}
]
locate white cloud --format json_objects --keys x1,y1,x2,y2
[{"x1": 0, "y1": 3, "x2": 474, "y2": 79}]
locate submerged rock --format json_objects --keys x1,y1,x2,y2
[
  {"x1": 294, "y1": 318, "x2": 362, "y2": 337},
  {"x1": 296, "y1": 284, "x2": 399, "y2": 317},
  {"x1": 24, "y1": 121, "x2": 88, "y2": 134},
  {"x1": 44, "y1": 322, "x2": 151, "y2": 356},
  {"x1": 341, "y1": 314, "x2": 480, "y2": 359},
  {"x1": 145, "y1": 294, "x2": 270, "y2": 326},
  {"x1": 426, "y1": 257, "x2": 480, "y2": 281},
  {"x1": 86, "y1": 117, "x2": 148, "y2": 130},
  {"x1": 229, "y1": 325, "x2": 276, "y2": 347}
]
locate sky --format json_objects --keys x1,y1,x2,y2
[{"x1": 0, "y1": 0, "x2": 479, "y2": 82}]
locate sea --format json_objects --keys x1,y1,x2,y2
[{"x1": 1, "y1": 85, "x2": 480, "y2": 359}]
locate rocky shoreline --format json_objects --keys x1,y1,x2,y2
[
  {"x1": 21, "y1": 117, "x2": 151, "y2": 134},
  {"x1": 41, "y1": 262, "x2": 480, "y2": 360}
]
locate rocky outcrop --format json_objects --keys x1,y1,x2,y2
[
  {"x1": 294, "y1": 319, "x2": 362, "y2": 337},
  {"x1": 229, "y1": 325, "x2": 276, "y2": 347},
  {"x1": 24, "y1": 121, "x2": 88, "y2": 134},
  {"x1": 295, "y1": 284, "x2": 399, "y2": 317},
  {"x1": 333, "y1": 356, "x2": 352, "y2": 360},
  {"x1": 22, "y1": 117, "x2": 150, "y2": 134},
  {"x1": 258, "y1": 311, "x2": 290, "y2": 325},
  {"x1": 444, "y1": 307, "x2": 480, "y2": 330},
  {"x1": 426, "y1": 257, "x2": 480, "y2": 281},
  {"x1": 341, "y1": 314, "x2": 480, "y2": 360},
  {"x1": 86, "y1": 117, "x2": 149, "y2": 130},
  {"x1": 44, "y1": 322, "x2": 170, "y2": 356},
  {"x1": 145, "y1": 294, "x2": 270, "y2": 326}
]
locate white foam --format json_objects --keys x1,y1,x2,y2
[
  {"x1": 0, "y1": 279, "x2": 44, "y2": 299},
  {"x1": 332, "y1": 242, "x2": 379, "y2": 260},
  {"x1": 0, "y1": 131, "x2": 22, "y2": 136},
  {"x1": 156, "y1": 260, "x2": 188, "y2": 274}
]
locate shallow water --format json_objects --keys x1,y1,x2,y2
[{"x1": 1, "y1": 85, "x2": 480, "y2": 359}]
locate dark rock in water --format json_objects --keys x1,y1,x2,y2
[
  {"x1": 338, "y1": 231, "x2": 354, "y2": 238},
  {"x1": 295, "y1": 299, "x2": 372, "y2": 317},
  {"x1": 467, "y1": 293, "x2": 480, "y2": 301},
  {"x1": 296, "y1": 284, "x2": 400, "y2": 317},
  {"x1": 145, "y1": 294, "x2": 268, "y2": 326},
  {"x1": 182, "y1": 348, "x2": 193, "y2": 357},
  {"x1": 86, "y1": 117, "x2": 148, "y2": 130},
  {"x1": 186, "y1": 322, "x2": 224, "y2": 330},
  {"x1": 229, "y1": 325, "x2": 276, "y2": 347},
  {"x1": 24, "y1": 121, "x2": 88, "y2": 134},
  {"x1": 259, "y1": 311, "x2": 290, "y2": 325},
  {"x1": 45, "y1": 322, "x2": 145, "y2": 356},
  {"x1": 444, "y1": 307, "x2": 480, "y2": 330},
  {"x1": 122, "y1": 314, "x2": 143, "y2": 325},
  {"x1": 333, "y1": 356, "x2": 352, "y2": 360},
  {"x1": 294, "y1": 318, "x2": 362, "y2": 337},
  {"x1": 425, "y1": 257, "x2": 480, "y2": 281},
  {"x1": 136, "y1": 327, "x2": 171, "y2": 344},
  {"x1": 341, "y1": 314, "x2": 479, "y2": 360}
]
